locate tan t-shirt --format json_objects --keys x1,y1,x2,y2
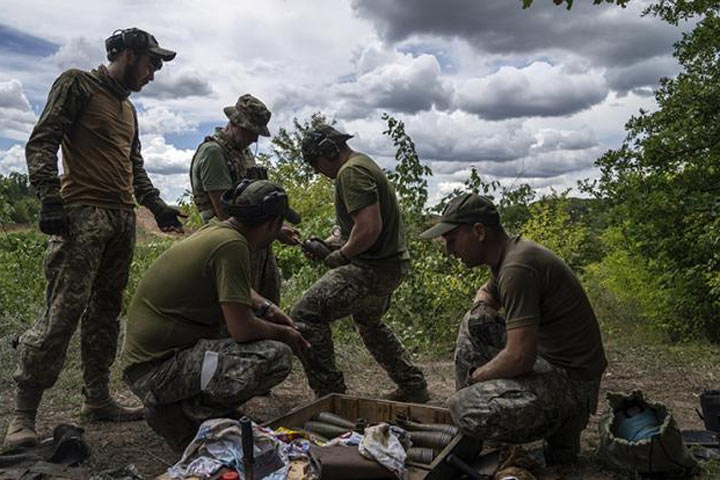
[
  {"x1": 60, "y1": 72, "x2": 137, "y2": 209},
  {"x1": 486, "y1": 236, "x2": 607, "y2": 380},
  {"x1": 122, "y1": 222, "x2": 252, "y2": 370}
]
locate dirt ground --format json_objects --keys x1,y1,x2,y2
[{"x1": 0, "y1": 337, "x2": 718, "y2": 479}]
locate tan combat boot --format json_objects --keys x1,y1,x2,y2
[
  {"x1": 80, "y1": 397, "x2": 144, "y2": 422},
  {"x1": 4, "y1": 387, "x2": 43, "y2": 448},
  {"x1": 3, "y1": 413, "x2": 38, "y2": 448}
]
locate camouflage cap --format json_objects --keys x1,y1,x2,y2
[
  {"x1": 419, "y1": 193, "x2": 500, "y2": 239},
  {"x1": 223, "y1": 94, "x2": 271, "y2": 137}
]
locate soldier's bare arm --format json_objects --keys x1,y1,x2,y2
[
  {"x1": 208, "y1": 190, "x2": 230, "y2": 220},
  {"x1": 26, "y1": 71, "x2": 89, "y2": 200},
  {"x1": 221, "y1": 302, "x2": 309, "y2": 355},
  {"x1": 469, "y1": 324, "x2": 539, "y2": 384},
  {"x1": 340, "y1": 202, "x2": 382, "y2": 258},
  {"x1": 473, "y1": 281, "x2": 501, "y2": 310}
]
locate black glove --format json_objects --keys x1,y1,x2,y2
[
  {"x1": 38, "y1": 197, "x2": 69, "y2": 236},
  {"x1": 149, "y1": 199, "x2": 185, "y2": 231}
]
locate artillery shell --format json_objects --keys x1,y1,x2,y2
[
  {"x1": 408, "y1": 430, "x2": 453, "y2": 450},
  {"x1": 406, "y1": 447, "x2": 437, "y2": 465},
  {"x1": 303, "y1": 421, "x2": 350, "y2": 439},
  {"x1": 399, "y1": 420, "x2": 459, "y2": 437},
  {"x1": 302, "y1": 239, "x2": 331, "y2": 259},
  {"x1": 313, "y1": 411, "x2": 356, "y2": 429}
]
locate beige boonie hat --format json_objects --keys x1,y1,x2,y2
[{"x1": 223, "y1": 94, "x2": 271, "y2": 137}]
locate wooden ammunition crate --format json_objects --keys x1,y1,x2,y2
[{"x1": 263, "y1": 394, "x2": 482, "y2": 480}]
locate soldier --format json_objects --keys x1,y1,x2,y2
[
  {"x1": 420, "y1": 193, "x2": 607, "y2": 464},
  {"x1": 122, "y1": 180, "x2": 308, "y2": 452},
  {"x1": 5, "y1": 28, "x2": 185, "y2": 448},
  {"x1": 189, "y1": 94, "x2": 298, "y2": 305},
  {"x1": 295, "y1": 125, "x2": 429, "y2": 403}
]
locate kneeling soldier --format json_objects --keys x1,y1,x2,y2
[
  {"x1": 421, "y1": 193, "x2": 607, "y2": 465},
  {"x1": 121, "y1": 180, "x2": 308, "y2": 452}
]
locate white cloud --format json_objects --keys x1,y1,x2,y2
[
  {"x1": 0, "y1": 0, "x2": 684, "y2": 202},
  {"x1": 0, "y1": 144, "x2": 27, "y2": 175},
  {"x1": 332, "y1": 48, "x2": 452, "y2": 117},
  {"x1": 454, "y1": 62, "x2": 609, "y2": 120},
  {"x1": 137, "y1": 106, "x2": 198, "y2": 136},
  {"x1": 51, "y1": 36, "x2": 105, "y2": 71},
  {"x1": 0, "y1": 79, "x2": 36, "y2": 141}
]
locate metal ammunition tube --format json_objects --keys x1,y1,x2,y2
[
  {"x1": 303, "y1": 421, "x2": 350, "y2": 439},
  {"x1": 313, "y1": 411, "x2": 356, "y2": 429}
]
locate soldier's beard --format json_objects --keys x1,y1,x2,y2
[{"x1": 123, "y1": 58, "x2": 145, "y2": 92}]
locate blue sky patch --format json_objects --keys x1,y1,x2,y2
[{"x1": 0, "y1": 24, "x2": 58, "y2": 57}]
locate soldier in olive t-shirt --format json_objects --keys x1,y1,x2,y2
[
  {"x1": 121, "y1": 180, "x2": 305, "y2": 453},
  {"x1": 421, "y1": 193, "x2": 607, "y2": 465},
  {"x1": 291, "y1": 125, "x2": 428, "y2": 403}
]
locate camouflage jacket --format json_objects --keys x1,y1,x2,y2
[{"x1": 25, "y1": 65, "x2": 161, "y2": 208}]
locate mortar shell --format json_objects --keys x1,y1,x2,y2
[
  {"x1": 313, "y1": 411, "x2": 356, "y2": 429},
  {"x1": 408, "y1": 430, "x2": 453, "y2": 450},
  {"x1": 401, "y1": 420, "x2": 459, "y2": 437},
  {"x1": 406, "y1": 447, "x2": 437, "y2": 465},
  {"x1": 303, "y1": 421, "x2": 350, "y2": 439}
]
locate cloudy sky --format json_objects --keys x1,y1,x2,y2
[{"x1": 0, "y1": 0, "x2": 688, "y2": 205}]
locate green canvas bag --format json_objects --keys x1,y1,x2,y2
[{"x1": 598, "y1": 391, "x2": 698, "y2": 475}]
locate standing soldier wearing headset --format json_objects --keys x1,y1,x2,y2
[
  {"x1": 189, "y1": 94, "x2": 298, "y2": 305},
  {"x1": 294, "y1": 125, "x2": 429, "y2": 402},
  {"x1": 4, "y1": 28, "x2": 185, "y2": 448}
]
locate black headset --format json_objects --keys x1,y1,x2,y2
[
  {"x1": 221, "y1": 179, "x2": 288, "y2": 220},
  {"x1": 105, "y1": 28, "x2": 162, "y2": 68},
  {"x1": 302, "y1": 130, "x2": 341, "y2": 163}
]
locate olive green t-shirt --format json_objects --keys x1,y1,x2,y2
[
  {"x1": 190, "y1": 142, "x2": 234, "y2": 194},
  {"x1": 486, "y1": 236, "x2": 607, "y2": 380},
  {"x1": 334, "y1": 153, "x2": 410, "y2": 269},
  {"x1": 122, "y1": 222, "x2": 251, "y2": 371}
]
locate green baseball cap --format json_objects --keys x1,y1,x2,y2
[
  {"x1": 224, "y1": 94, "x2": 272, "y2": 137},
  {"x1": 222, "y1": 179, "x2": 300, "y2": 224},
  {"x1": 419, "y1": 193, "x2": 500, "y2": 239}
]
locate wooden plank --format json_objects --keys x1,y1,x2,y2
[{"x1": 263, "y1": 394, "x2": 333, "y2": 429}]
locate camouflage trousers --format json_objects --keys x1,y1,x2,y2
[
  {"x1": 448, "y1": 304, "x2": 601, "y2": 458},
  {"x1": 13, "y1": 204, "x2": 135, "y2": 402},
  {"x1": 124, "y1": 338, "x2": 292, "y2": 449},
  {"x1": 251, "y1": 245, "x2": 280, "y2": 305},
  {"x1": 291, "y1": 263, "x2": 426, "y2": 397}
]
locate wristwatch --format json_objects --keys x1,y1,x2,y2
[{"x1": 254, "y1": 301, "x2": 272, "y2": 318}]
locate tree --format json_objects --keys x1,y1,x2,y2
[{"x1": 585, "y1": 4, "x2": 720, "y2": 340}]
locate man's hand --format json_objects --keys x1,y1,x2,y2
[
  {"x1": 39, "y1": 197, "x2": 69, "y2": 236},
  {"x1": 277, "y1": 225, "x2": 301, "y2": 245},
  {"x1": 325, "y1": 249, "x2": 350, "y2": 269},
  {"x1": 279, "y1": 326, "x2": 311, "y2": 356},
  {"x1": 151, "y1": 202, "x2": 187, "y2": 233},
  {"x1": 263, "y1": 303, "x2": 296, "y2": 328}
]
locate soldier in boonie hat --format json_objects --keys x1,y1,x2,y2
[
  {"x1": 189, "y1": 93, "x2": 300, "y2": 309},
  {"x1": 224, "y1": 94, "x2": 272, "y2": 137}
]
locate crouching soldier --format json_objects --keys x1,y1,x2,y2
[
  {"x1": 420, "y1": 193, "x2": 607, "y2": 465},
  {"x1": 121, "y1": 180, "x2": 309, "y2": 452}
]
